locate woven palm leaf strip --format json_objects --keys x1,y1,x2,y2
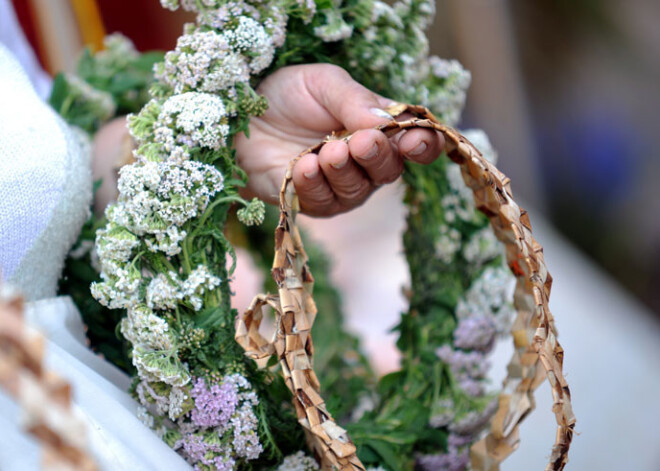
[
  {"x1": 0, "y1": 293, "x2": 97, "y2": 471},
  {"x1": 235, "y1": 104, "x2": 576, "y2": 470}
]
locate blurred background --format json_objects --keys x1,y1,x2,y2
[
  {"x1": 7, "y1": 0, "x2": 660, "y2": 469},
  {"x1": 429, "y1": 0, "x2": 660, "y2": 317}
]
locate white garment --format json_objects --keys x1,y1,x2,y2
[
  {"x1": 0, "y1": 43, "x2": 91, "y2": 300},
  {"x1": 0, "y1": 296, "x2": 192, "y2": 471}
]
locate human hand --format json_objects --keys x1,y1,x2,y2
[{"x1": 235, "y1": 64, "x2": 445, "y2": 216}]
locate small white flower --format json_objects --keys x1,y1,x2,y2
[
  {"x1": 314, "y1": 10, "x2": 354, "y2": 42},
  {"x1": 156, "y1": 30, "x2": 250, "y2": 95},
  {"x1": 157, "y1": 92, "x2": 231, "y2": 151},
  {"x1": 121, "y1": 304, "x2": 174, "y2": 351},
  {"x1": 462, "y1": 128, "x2": 497, "y2": 164},
  {"x1": 277, "y1": 451, "x2": 320, "y2": 471},
  {"x1": 456, "y1": 265, "x2": 516, "y2": 334},
  {"x1": 137, "y1": 406, "x2": 155, "y2": 428},
  {"x1": 146, "y1": 272, "x2": 182, "y2": 310},
  {"x1": 223, "y1": 16, "x2": 275, "y2": 73}
]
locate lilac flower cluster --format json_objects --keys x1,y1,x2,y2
[
  {"x1": 420, "y1": 401, "x2": 499, "y2": 470},
  {"x1": 190, "y1": 377, "x2": 240, "y2": 427},
  {"x1": 173, "y1": 374, "x2": 263, "y2": 468}
]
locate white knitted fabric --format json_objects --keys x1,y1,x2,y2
[{"x1": 0, "y1": 44, "x2": 92, "y2": 300}]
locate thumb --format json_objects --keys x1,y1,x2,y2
[{"x1": 303, "y1": 64, "x2": 396, "y2": 132}]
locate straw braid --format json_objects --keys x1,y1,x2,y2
[
  {"x1": 0, "y1": 292, "x2": 98, "y2": 471},
  {"x1": 235, "y1": 104, "x2": 575, "y2": 470}
]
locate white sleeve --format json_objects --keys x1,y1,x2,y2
[
  {"x1": 0, "y1": 44, "x2": 92, "y2": 300},
  {"x1": 0, "y1": 0, "x2": 52, "y2": 99}
]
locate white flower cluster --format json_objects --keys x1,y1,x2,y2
[
  {"x1": 156, "y1": 30, "x2": 250, "y2": 95},
  {"x1": 121, "y1": 304, "x2": 191, "y2": 387},
  {"x1": 161, "y1": 0, "x2": 218, "y2": 12},
  {"x1": 134, "y1": 348, "x2": 192, "y2": 387},
  {"x1": 314, "y1": 10, "x2": 354, "y2": 42},
  {"x1": 434, "y1": 224, "x2": 462, "y2": 263},
  {"x1": 277, "y1": 452, "x2": 320, "y2": 471},
  {"x1": 462, "y1": 227, "x2": 503, "y2": 266},
  {"x1": 462, "y1": 128, "x2": 497, "y2": 165},
  {"x1": 228, "y1": 396, "x2": 263, "y2": 459},
  {"x1": 94, "y1": 225, "x2": 139, "y2": 274},
  {"x1": 155, "y1": 6, "x2": 281, "y2": 98},
  {"x1": 155, "y1": 92, "x2": 231, "y2": 154},
  {"x1": 223, "y1": 16, "x2": 275, "y2": 73},
  {"x1": 456, "y1": 265, "x2": 516, "y2": 334},
  {"x1": 100, "y1": 33, "x2": 140, "y2": 69},
  {"x1": 426, "y1": 57, "x2": 471, "y2": 126},
  {"x1": 441, "y1": 163, "x2": 477, "y2": 224},
  {"x1": 64, "y1": 72, "x2": 116, "y2": 121},
  {"x1": 91, "y1": 265, "x2": 141, "y2": 309},
  {"x1": 136, "y1": 380, "x2": 191, "y2": 421},
  {"x1": 121, "y1": 304, "x2": 175, "y2": 351},
  {"x1": 108, "y1": 160, "x2": 223, "y2": 255},
  {"x1": 146, "y1": 266, "x2": 222, "y2": 311}
]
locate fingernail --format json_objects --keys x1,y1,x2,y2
[
  {"x1": 331, "y1": 158, "x2": 347, "y2": 170},
  {"x1": 370, "y1": 107, "x2": 393, "y2": 120},
  {"x1": 360, "y1": 143, "x2": 378, "y2": 160},
  {"x1": 408, "y1": 142, "x2": 427, "y2": 156},
  {"x1": 304, "y1": 168, "x2": 318, "y2": 179}
]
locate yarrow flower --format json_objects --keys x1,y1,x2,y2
[
  {"x1": 314, "y1": 10, "x2": 354, "y2": 42},
  {"x1": 455, "y1": 265, "x2": 516, "y2": 334},
  {"x1": 172, "y1": 374, "x2": 263, "y2": 467},
  {"x1": 121, "y1": 304, "x2": 175, "y2": 351},
  {"x1": 156, "y1": 30, "x2": 250, "y2": 95},
  {"x1": 277, "y1": 452, "x2": 320, "y2": 471},
  {"x1": 453, "y1": 316, "x2": 497, "y2": 352},
  {"x1": 106, "y1": 160, "x2": 223, "y2": 254},
  {"x1": 62, "y1": 73, "x2": 116, "y2": 122},
  {"x1": 223, "y1": 16, "x2": 275, "y2": 73},
  {"x1": 156, "y1": 92, "x2": 231, "y2": 152}
]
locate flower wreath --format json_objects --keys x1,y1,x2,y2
[{"x1": 50, "y1": 0, "x2": 575, "y2": 470}]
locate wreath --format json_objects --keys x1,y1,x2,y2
[{"x1": 48, "y1": 1, "x2": 575, "y2": 469}]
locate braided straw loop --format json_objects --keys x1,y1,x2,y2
[
  {"x1": 235, "y1": 104, "x2": 576, "y2": 470},
  {"x1": 0, "y1": 292, "x2": 98, "y2": 471}
]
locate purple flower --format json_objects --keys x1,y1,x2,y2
[
  {"x1": 449, "y1": 400, "x2": 498, "y2": 435},
  {"x1": 436, "y1": 346, "x2": 489, "y2": 382},
  {"x1": 190, "y1": 376, "x2": 239, "y2": 428},
  {"x1": 177, "y1": 433, "x2": 208, "y2": 463},
  {"x1": 457, "y1": 378, "x2": 484, "y2": 397},
  {"x1": 447, "y1": 433, "x2": 472, "y2": 449},
  {"x1": 416, "y1": 448, "x2": 470, "y2": 471},
  {"x1": 453, "y1": 317, "x2": 496, "y2": 352}
]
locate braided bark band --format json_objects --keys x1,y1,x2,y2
[
  {"x1": 0, "y1": 294, "x2": 98, "y2": 471},
  {"x1": 235, "y1": 104, "x2": 576, "y2": 470}
]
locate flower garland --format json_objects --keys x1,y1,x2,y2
[{"x1": 76, "y1": 1, "x2": 518, "y2": 469}]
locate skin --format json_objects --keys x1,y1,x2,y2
[
  {"x1": 235, "y1": 63, "x2": 445, "y2": 216},
  {"x1": 93, "y1": 63, "x2": 445, "y2": 217}
]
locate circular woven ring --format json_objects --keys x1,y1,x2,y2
[{"x1": 235, "y1": 104, "x2": 576, "y2": 471}]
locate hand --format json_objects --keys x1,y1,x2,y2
[{"x1": 235, "y1": 64, "x2": 445, "y2": 216}]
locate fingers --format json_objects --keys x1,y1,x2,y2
[
  {"x1": 348, "y1": 129, "x2": 402, "y2": 185},
  {"x1": 303, "y1": 64, "x2": 395, "y2": 132},
  {"x1": 292, "y1": 128, "x2": 445, "y2": 216},
  {"x1": 292, "y1": 152, "x2": 337, "y2": 216},
  {"x1": 396, "y1": 128, "x2": 445, "y2": 164},
  {"x1": 318, "y1": 140, "x2": 374, "y2": 207}
]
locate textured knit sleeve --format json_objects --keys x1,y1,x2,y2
[{"x1": 0, "y1": 44, "x2": 92, "y2": 300}]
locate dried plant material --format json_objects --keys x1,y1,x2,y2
[
  {"x1": 0, "y1": 290, "x2": 98, "y2": 471},
  {"x1": 236, "y1": 104, "x2": 575, "y2": 470}
]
